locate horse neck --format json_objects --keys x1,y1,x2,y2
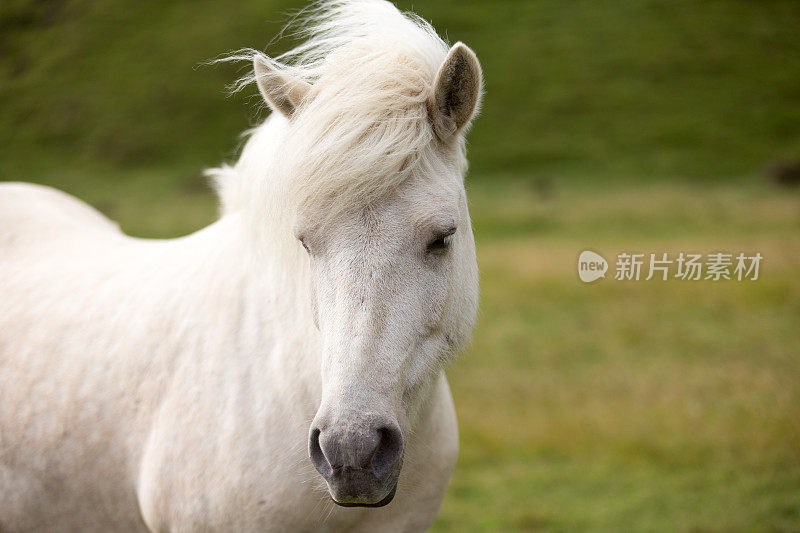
[
  {"x1": 177, "y1": 116, "x2": 323, "y2": 394},
  {"x1": 165, "y1": 211, "x2": 314, "y2": 355},
  {"x1": 203, "y1": 210, "x2": 320, "y2": 370}
]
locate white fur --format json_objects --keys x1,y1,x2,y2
[{"x1": 0, "y1": 1, "x2": 481, "y2": 530}]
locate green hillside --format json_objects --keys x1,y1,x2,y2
[{"x1": 2, "y1": 0, "x2": 800, "y2": 183}]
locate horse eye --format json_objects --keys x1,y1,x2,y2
[{"x1": 427, "y1": 228, "x2": 456, "y2": 253}]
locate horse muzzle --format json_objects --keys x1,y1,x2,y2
[{"x1": 309, "y1": 414, "x2": 404, "y2": 507}]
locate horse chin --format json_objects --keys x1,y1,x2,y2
[{"x1": 331, "y1": 484, "x2": 397, "y2": 508}]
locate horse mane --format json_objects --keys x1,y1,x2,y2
[{"x1": 206, "y1": 0, "x2": 456, "y2": 233}]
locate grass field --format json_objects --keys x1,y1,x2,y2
[
  {"x1": 439, "y1": 179, "x2": 800, "y2": 531},
  {"x1": 3, "y1": 0, "x2": 800, "y2": 530}
]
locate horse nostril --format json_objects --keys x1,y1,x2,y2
[
  {"x1": 371, "y1": 423, "x2": 403, "y2": 479},
  {"x1": 309, "y1": 427, "x2": 332, "y2": 478}
]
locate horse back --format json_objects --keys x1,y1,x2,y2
[{"x1": 0, "y1": 182, "x2": 121, "y2": 252}]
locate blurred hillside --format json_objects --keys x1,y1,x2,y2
[{"x1": 2, "y1": 0, "x2": 800, "y2": 183}]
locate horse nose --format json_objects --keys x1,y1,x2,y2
[
  {"x1": 309, "y1": 417, "x2": 404, "y2": 504},
  {"x1": 310, "y1": 418, "x2": 403, "y2": 477}
]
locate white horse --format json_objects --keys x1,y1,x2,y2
[{"x1": 0, "y1": 1, "x2": 482, "y2": 530}]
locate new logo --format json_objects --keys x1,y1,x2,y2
[{"x1": 578, "y1": 250, "x2": 608, "y2": 283}]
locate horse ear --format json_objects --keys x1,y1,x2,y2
[
  {"x1": 429, "y1": 42, "x2": 483, "y2": 141},
  {"x1": 253, "y1": 54, "x2": 311, "y2": 118}
]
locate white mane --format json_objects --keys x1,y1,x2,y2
[{"x1": 206, "y1": 0, "x2": 457, "y2": 234}]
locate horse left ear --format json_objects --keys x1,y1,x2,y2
[
  {"x1": 429, "y1": 42, "x2": 483, "y2": 141},
  {"x1": 253, "y1": 54, "x2": 312, "y2": 118}
]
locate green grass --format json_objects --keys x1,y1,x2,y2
[{"x1": 434, "y1": 179, "x2": 800, "y2": 531}]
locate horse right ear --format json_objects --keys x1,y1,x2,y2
[{"x1": 253, "y1": 54, "x2": 311, "y2": 118}]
